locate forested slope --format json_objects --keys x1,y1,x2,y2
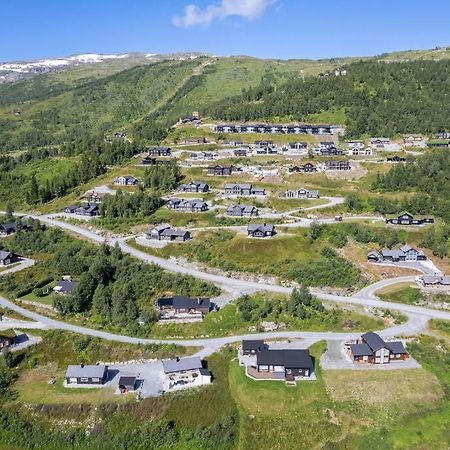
[{"x1": 206, "y1": 59, "x2": 450, "y2": 137}]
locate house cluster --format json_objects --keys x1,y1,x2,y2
[
  {"x1": 178, "y1": 181, "x2": 209, "y2": 193},
  {"x1": 282, "y1": 187, "x2": 319, "y2": 199},
  {"x1": 226, "y1": 204, "x2": 258, "y2": 217},
  {"x1": 113, "y1": 176, "x2": 139, "y2": 186},
  {"x1": 156, "y1": 295, "x2": 212, "y2": 323},
  {"x1": 64, "y1": 204, "x2": 100, "y2": 217},
  {"x1": 146, "y1": 224, "x2": 191, "y2": 242},
  {"x1": 367, "y1": 245, "x2": 427, "y2": 263},
  {"x1": 247, "y1": 223, "x2": 276, "y2": 238},
  {"x1": 224, "y1": 183, "x2": 266, "y2": 196},
  {"x1": 287, "y1": 163, "x2": 317, "y2": 173},
  {"x1": 385, "y1": 211, "x2": 434, "y2": 226},
  {"x1": 239, "y1": 340, "x2": 314, "y2": 382},
  {"x1": 349, "y1": 332, "x2": 408, "y2": 364},
  {"x1": 166, "y1": 198, "x2": 208, "y2": 213},
  {"x1": 162, "y1": 357, "x2": 211, "y2": 392},
  {"x1": 0, "y1": 250, "x2": 19, "y2": 266},
  {"x1": 419, "y1": 274, "x2": 450, "y2": 288},
  {"x1": 213, "y1": 123, "x2": 334, "y2": 135},
  {"x1": 324, "y1": 160, "x2": 351, "y2": 171}
]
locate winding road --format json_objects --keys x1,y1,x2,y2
[{"x1": 1, "y1": 212, "x2": 449, "y2": 357}]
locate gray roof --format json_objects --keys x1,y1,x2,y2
[
  {"x1": 361, "y1": 332, "x2": 387, "y2": 352},
  {"x1": 384, "y1": 341, "x2": 407, "y2": 354},
  {"x1": 54, "y1": 280, "x2": 78, "y2": 293},
  {"x1": 160, "y1": 228, "x2": 190, "y2": 237},
  {"x1": 256, "y1": 349, "x2": 312, "y2": 369},
  {"x1": 65, "y1": 364, "x2": 107, "y2": 379},
  {"x1": 147, "y1": 224, "x2": 171, "y2": 233},
  {"x1": 0, "y1": 250, "x2": 12, "y2": 260},
  {"x1": 224, "y1": 183, "x2": 252, "y2": 190},
  {"x1": 350, "y1": 343, "x2": 373, "y2": 357},
  {"x1": 162, "y1": 356, "x2": 203, "y2": 374},
  {"x1": 247, "y1": 223, "x2": 274, "y2": 233}
]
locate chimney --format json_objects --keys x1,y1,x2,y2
[
  {"x1": 176, "y1": 357, "x2": 180, "y2": 362},
  {"x1": 81, "y1": 363, "x2": 84, "y2": 368}
]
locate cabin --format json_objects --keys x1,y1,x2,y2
[
  {"x1": 349, "y1": 332, "x2": 408, "y2": 364},
  {"x1": 224, "y1": 183, "x2": 266, "y2": 196},
  {"x1": 81, "y1": 190, "x2": 107, "y2": 204},
  {"x1": 289, "y1": 142, "x2": 308, "y2": 150},
  {"x1": 434, "y1": 131, "x2": 450, "y2": 139},
  {"x1": 427, "y1": 139, "x2": 450, "y2": 148},
  {"x1": 233, "y1": 148, "x2": 248, "y2": 157},
  {"x1": 282, "y1": 188, "x2": 319, "y2": 199},
  {"x1": 54, "y1": 280, "x2": 78, "y2": 295},
  {"x1": 370, "y1": 137, "x2": 390, "y2": 148},
  {"x1": 189, "y1": 151, "x2": 217, "y2": 161},
  {"x1": 367, "y1": 245, "x2": 427, "y2": 263},
  {"x1": 156, "y1": 296, "x2": 211, "y2": 321},
  {"x1": 386, "y1": 155, "x2": 406, "y2": 163},
  {"x1": 162, "y1": 357, "x2": 211, "y2": 391},
  {"x1": 314, "y1": 146, "x2": 343, "y2": 156},
  {"x1": 226, "y1": 204, "x2": 258, "y2": 217},
  {"x1": 64, "y1": 205, "x2": 99, "y2": 216},
  {"x1": 149, "y1": 146, "x2": 172, "y2": 157},
  {"x1": 324, "y1": 160, "x2": 350, "y2": 171},
  {"x1": 385, "y1": 211, "x2": 434, "y2": 226},
  {"x1": 0, "y1": 221, "x2": 33, "y2": 236},
  {"x1": 419, "y1": 275, "x2": 450, "y2": 287},
  {"x1": 146, "y1": 224, "x2": 191, "y2": 242},
  {"x1": 118, "y1": 376, "x2": 137, "y2": 393},
  {"x1": 178, "y1": 181, "x2": 209, "y2": 193},
  {"x1": 166, "y1": 198, "x2": 208, "y2": 213},
  {"x1": 247, "y1": 223, "x2": 275, "y2": 238},
  {"x1": 288, "y1": 163, "x2": 317, "y2": 173},
  {"x1": 207, "y1": 165, "x2": 234, "y2": 176},
  {"x1": 113, "y1": 176, "x2": 138, "y2": 186},
  {"x1": 345, "y1": 140, "x2": 364, "y2": 149},
  {"x1": 184, "y1": 137, "x2": 207, "y2": 144},
  {"x1": 402, "y1": 134, "x2": 427, "y2": 147},
  {"x1": 255, "y1": 349, "x2": 313, "y2": 380},
  {"x1": 347, "y1": 147, "x2": 372, "y2": 156},
  {"x1": 0, "y1": 251, "x2": 19, "y2": 266},
  {"x1": 65, "y1": 364, "x2": 108, "y2": 385},
  {"x1": 140, "y1": 157, "x2": 173, "y2": 166},
  {"x1": 0, "y1": 330, "x2": 15, "y2": 350}
]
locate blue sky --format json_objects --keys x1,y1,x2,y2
[{"x1": 2, "y1": 0, "x2": 450, "y2": 61}]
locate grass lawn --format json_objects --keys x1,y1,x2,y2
[
  {"x1": 230, "y1": 340, "x2": 447, "y2": 450},
  {"x1": 377, "y1": 282, "x2": 424, "y2": 304},
  {"x1": 16, "y1": 365, "x2": 133, "y2": 405}
]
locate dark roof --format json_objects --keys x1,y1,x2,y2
[
  {"x1": 256, "y1": 349, "x2": 312, "y2": 369},
  {"x1": 349, "y1": 343, "x2": 373, "y2": 357},
  {"x1": 157, "y1": 296, "x2": 210, "y2": 309},
  {"x1": 163, "y1": 356, "x2": 203, "y2": 374},
  {"x1": 54, "y1": 280, "x2": 78, "y2": 294},
  {"x1": 65, "y1": 365, "x2": 107, "y2": 379},
  {"x1": 361, "y1": 332, "x2": 387, "y2": 352},
  {"x1": 0, "y1": 250, "x2": 13, "y2": 261},
  {"x1": 118, "y1": 376, "x2": 136, "y2": 386},
  {"x1": 384, "y1": 341, "x2": 407, "y2": 354},
  {"x1": 242, "y1": 340, "x2": 265, "y2": 352}
]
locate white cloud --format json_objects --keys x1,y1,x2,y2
[{"x1": 172, "y1": 0, "x2": 273, "y2": 27}]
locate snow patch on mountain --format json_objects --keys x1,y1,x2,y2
[{"x1": 0, "y1": 53, "x2": 130, "y2": 73}]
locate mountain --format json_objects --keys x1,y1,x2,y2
[
  {"x1": 0, "y1": 51, "x2": 210, "y2": 84},
  {"x1": 1, "y1": 46, "x2": 450, "y2": 150}
]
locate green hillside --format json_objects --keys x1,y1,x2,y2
[{"x1": 1, "y1": 46, "x2": 450, "y2": 151}]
